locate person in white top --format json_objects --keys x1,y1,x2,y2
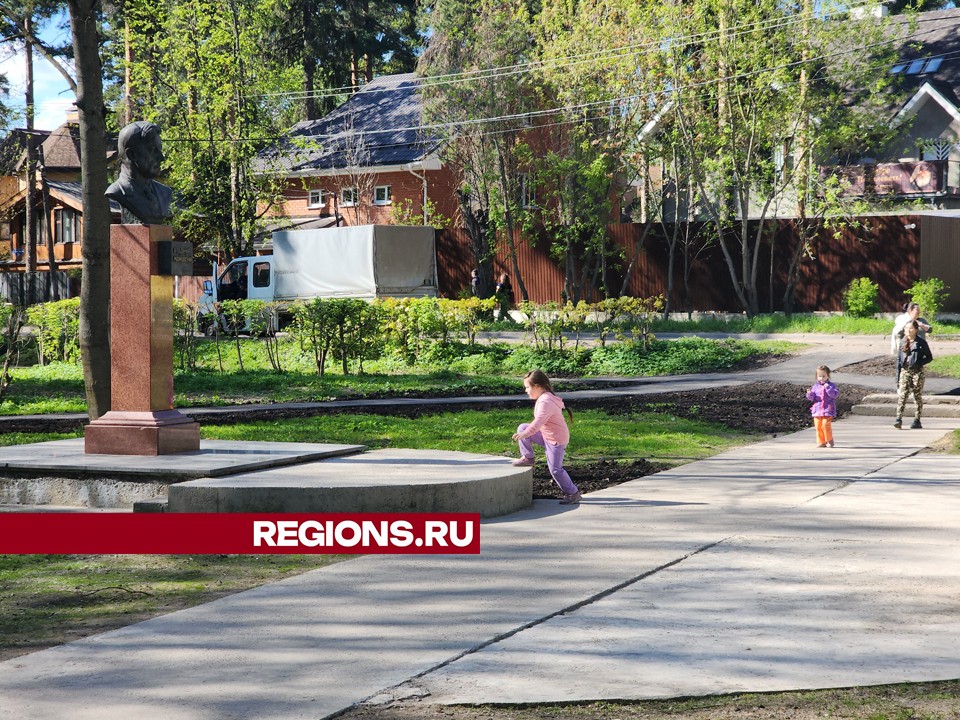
[{"x1": 890, "y1": 302, "x2": 932, "y2": 355}]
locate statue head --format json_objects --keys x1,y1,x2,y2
[
  {"x1": 117, "y1": 121, "x2": 165, "y2": 180},
  {"x1": 107, "y1": 121, "x2": 173, "y2": 225}
]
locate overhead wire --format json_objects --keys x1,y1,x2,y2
[
  {"x1": 166, "y1": 10, "x2": 955, "y2": 150},
  {"x1": 251, "y1": 0, "x2": 882, "y2": 102}
]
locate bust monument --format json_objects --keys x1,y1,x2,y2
[{"x1": 106, "y1": 121, "x2": 174, "y2": 225}]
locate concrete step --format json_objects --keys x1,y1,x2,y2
[
  {"x1": 852, "y1": 402, "x2": 960, "y2": 417},
  {"x1": 861, "y1": 393, "x2": 960, "y2": 405}
]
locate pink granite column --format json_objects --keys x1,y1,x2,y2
[{"x1": 84, "y1": 225, "x2": 201, "y2": 455}]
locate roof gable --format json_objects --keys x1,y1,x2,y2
[
  {"x1": 894, "y1": 81, "x2": 960, "y2": 129},
  {"x1": 42, "y1": 124, "x2": 82, "y2": 169}
]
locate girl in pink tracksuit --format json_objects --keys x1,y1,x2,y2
[{"x1": 511, "y1": 370, "x2": 582, "y2": 505}]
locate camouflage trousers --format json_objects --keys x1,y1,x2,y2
[{"x1": 896, "y1": 366, "x2": 925, "y2": 419}]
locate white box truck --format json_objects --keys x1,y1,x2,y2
[{"x1": 198, "y1": 225, "x2": 438, "y2": 329}]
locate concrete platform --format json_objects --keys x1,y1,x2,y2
[
  {"x1": 0, "y1": 438, "x2": 365, "y2": 479},
  {"x1": 167, "y1": 448, "x2": 532, "y2": 518},
  {"x1": 0, "y1": 439, "x2": 365, "y2": 509},
  {"x1": 0, "y1": 440, "x2": 532, "y2": 517}
]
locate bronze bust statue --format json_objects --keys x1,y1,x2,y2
[{"x1": 106, "y1": 121, "x2": 174, "y2": 225}]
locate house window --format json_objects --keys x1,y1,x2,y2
[
  {"x1": 374, "y1": 185, "x2": 392, "y2": 205},
  {"x1": 54, "y1": 207, "x2": 75, "y2": 244},
  {"x1": 308, "y1": 189, "x2": 327, "y2": 208},
  {"x1": 340, "y1": 187, "x2": 358, "y2": 207},
  {"x1": 906, "y1": 59, "x2": 926, "y2": 75},
  {"x1": 895, "y1": 57, "x2": 943, "y2": 75},
  {"x1": 520, "y1": 175, "x2": 536, "y2": 209}
]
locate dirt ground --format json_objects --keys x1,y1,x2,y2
[
  {"x1": 338, "y1": 681, "x2": 960, "y2": 720},
  {"x1": 532, "y1": 380, "x2": 872, "y2": 498}
]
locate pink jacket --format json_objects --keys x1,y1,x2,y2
[{"x1": 518, "y1": 392, "x2": 570, "y2": 446}]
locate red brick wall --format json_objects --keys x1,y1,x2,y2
[{"x1": 268, "y1": 167, "x2": 462, "y2": 227}]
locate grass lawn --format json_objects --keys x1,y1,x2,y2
[
  {"x1": 651, "y1": 313, "x2": 960, "y2": 335},
  {"x1": 0, "y1": 553, "x2": 346, "y2": 662},
  {"x1": 200, "y1": 407, "x2": 749, "y2": 464},
  {"x1": 0, "y1": 337, "x2": 797, "y2": 416}
]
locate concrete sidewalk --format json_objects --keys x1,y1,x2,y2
[{"x1": 1, "y1": 413, "x2": 958, "y2": 719}]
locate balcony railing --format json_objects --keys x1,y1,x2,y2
[{"x1": 819, "y1": 159, "x2": 958, "y2": 197}]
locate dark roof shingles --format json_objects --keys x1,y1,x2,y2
[{"x1": 257, "y1": 73, "x2": 439, "y2": 174}]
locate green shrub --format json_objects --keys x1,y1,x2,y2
[
  {"x1": 906, "y1": 278, "x2": 949, "y2": 319},
  {"x1": 842, "y1": 277, "x2": 880, "y2": 318},
  {"x1": 586, "y1": 337, "x2": 757, "y2": 376},
  {"x1": 26, "y1": 298, "x2": 80, "y2": 365},
  {"x1": 502, "y1": 346, "x2": 590, "y2": 376}
]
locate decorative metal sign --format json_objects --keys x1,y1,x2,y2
[{"x1": 157, "y1": 241, "x2": 194, "y2": 276}]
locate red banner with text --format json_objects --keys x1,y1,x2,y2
[{"x1": 0, "y1": 513, "x2": 481, "y2": 555}]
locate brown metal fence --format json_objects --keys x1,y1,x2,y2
[{"x1": 438, "y1": 215, "x2": 924, "y2": 313}]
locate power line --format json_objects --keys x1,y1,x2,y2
[{"x1": 249, "y1": 0, "x2": 917, "y2": 104}]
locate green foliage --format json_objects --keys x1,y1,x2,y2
[
  {"x1": 502, "y1": 345, "x2": 590, "y2": 376},
  {"x1": 26, "y1": 298, "x2": 80, "y2": 365},
  {"x1": 587, "y1": 338, "x2": 768, "y2": 377},
  {"x1": 0, "y1": 304, "x2": 27, "y2": 401},
  {"x1": 289, "y1": 298, "x2": 382, "y2": 376},
  {"x1": 906, "y1": 278, "x2": 949, "y2": 319},
  {"x1": 843, "y1": 278, "x2": 881, "y2": 318},
  {"x1": 241, "y1": 300, "x2": 284, "y2": 373},
  {"x1": 388, "y1": 199, "x2": 451, "y2": 229},
  {"x1": 121, "y1": 0, "x2": 300, "y2": 258},
  {"x1": 172, "y1": 299, "x2": 201, "y2": 371}
]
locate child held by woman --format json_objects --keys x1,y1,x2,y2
[
  {"x1": 806, "y1": 365, "x2": 839, "y2": 447},
  {"x1": 511, "y1": 370, "x2": 582, "y2": 505}
]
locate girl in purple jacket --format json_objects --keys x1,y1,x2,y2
[{"x1": 806, "y1": 365, "x2": 840, "y2": 447}]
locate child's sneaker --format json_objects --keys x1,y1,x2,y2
[
  {"x1": 559, "y1": 492, "x2": 582, "y2": 505},
  {"x1": 511, "y1": 456, "x2": 535, "y2": 467},
  {"x1": 894, "y1": 417, "x2": 902, "y2": 429},
  {"x1": 911, "y1": 419, "x2": 923, "y2": 429},
  {"x1": 827, "y1": 441, "x2": 834, "y2": 447}
]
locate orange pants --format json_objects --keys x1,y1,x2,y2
[{"x1": 814, "y1": 416, "x2": 834, "y2": 446}]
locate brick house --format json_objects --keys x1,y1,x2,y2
[{"x1": 256, "y1": 73, "x2": 461, "y2": 231}]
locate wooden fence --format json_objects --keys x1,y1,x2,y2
[{"x1": 438, "y1": 215, "x2": 924, "y2": 313}]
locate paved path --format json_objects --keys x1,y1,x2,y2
[
  {"x1": 1, "y1": 417, "x2": 959, "y2": 718},
  {"x1": 1, "y1": 334, "x2": 959, "y2": 718}
]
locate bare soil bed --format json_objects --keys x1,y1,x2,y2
[{"x1": 535, "y1": 380, "x2": 872, "y2": 498}]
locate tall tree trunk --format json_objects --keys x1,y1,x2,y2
[
  {"x1": 69, "y1": 0, "x2": 112, "y2": 420},
  {"x1": 124, "y1": 17, "x2": 134, "y2": 126},
  {"x1": 492, "y1": 137, "x2": 527, "y2": 301},
  {"x1": 39, "y1": 155, "x2": 58, "y2": 300},
  {"x1": 24, "y1": 16, "x2": 37, "y2": 274},
  {"x1": 301, "y1": 0, "x2": 316, "y2": 119}
]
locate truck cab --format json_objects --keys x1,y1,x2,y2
[{"x1": 198, "y1": 257, "x2": 276, "y2": 331}]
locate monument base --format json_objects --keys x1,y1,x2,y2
[{"x1": 84, "y1": 410, "x2": 201, "y2": 456}]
